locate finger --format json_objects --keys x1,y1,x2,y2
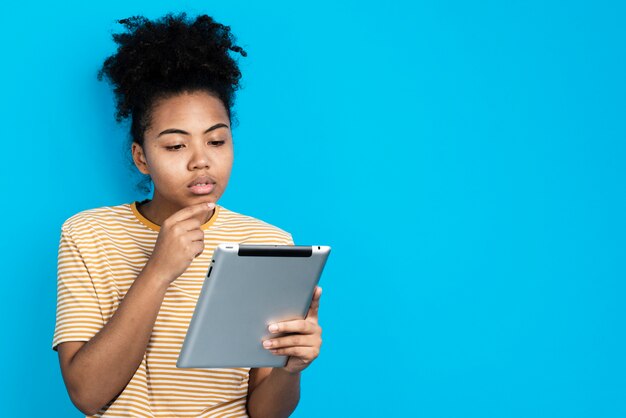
[
  {"x1": 188, "y1": 229, "x2": 204, "y2": 243},
  {"x1": 166, "y1": 201, "x2": 215, "y2": 225},
  {"x1": 306, "y1": 286, "x2": 322, "y2": 319},
  {"x1": 263, "y1": 334, "x2": 318, "y2": 349},
  {"x1": 269, "y1": 319, "x2": 317, "y2": 335},
  {"x1": 176, "y1": 217, "x2": 206, "y2": 233},
  {"x1": 269, "y1": 346, "x2": 319, "y2": 360}
]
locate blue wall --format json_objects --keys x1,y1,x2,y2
[{"x1": 1, "y1": 1, "x2": 625, "y2": 416}]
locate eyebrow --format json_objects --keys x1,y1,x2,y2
[{"x1": 157, "y1": 123, "x2": 230, "y2": 138}]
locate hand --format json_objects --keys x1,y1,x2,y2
[
  {"x1": 145, "y1": 202, "x2": 215, "y2": 286},
  {"x1": 262, "y1": 286, "x2": 323, "y2": 374}
]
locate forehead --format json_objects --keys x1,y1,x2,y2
[{"x1": 149, "y1": 91, "x2": 229, "y2": 128}]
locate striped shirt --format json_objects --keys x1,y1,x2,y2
[{"x1": 52, "y1": 200, "x2": 293, "y2": 417}]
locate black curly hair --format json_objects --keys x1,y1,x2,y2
[{"x1": 97, "y1": 12, "x2": 247, "y2": 194}]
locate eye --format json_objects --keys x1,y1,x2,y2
[
  {"x1": 210, "y1": 141, "x2": 225, "y2": 146},
  {"x1": 165, "y1": 145, "x2": 184, "y2": 151}
]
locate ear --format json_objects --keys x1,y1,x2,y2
[{"x1": 131, "y1": 142, "x2": 150, "y2": 175}]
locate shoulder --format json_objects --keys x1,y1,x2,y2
[
  {"x1": 217, "y1": 205, "x2": 293, "y2": 244},
  {"x1": 61, "y1": 202, "x2": 131, "y2": 237}
]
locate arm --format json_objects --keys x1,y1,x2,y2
[
  {"x1": 56, "y1": 202, "x2": 214, "y2": 415},
  {"x1": 246, "y1": 367, "x2": 301, "y2": 418},
  {"x1": 57, "y1": 262, "x2": 169, "y2": 415}
]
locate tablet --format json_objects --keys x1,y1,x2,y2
[{"x1": 176, "y1": 243, "x2": 331, "y2": 368}]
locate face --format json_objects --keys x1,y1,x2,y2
[{"x1": 131, "y1": 90, "x2": 234, "y2": 217}]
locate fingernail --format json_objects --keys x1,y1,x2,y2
[
  {"x1": 263, "y1": 340, "x2": 272, "y2": 348},
  {"x1": 269, "y1": 324, "x2": 278, "y2": 332},
  {"x1": 207, "y1": 202, "x2": 215, "y2": 209}
]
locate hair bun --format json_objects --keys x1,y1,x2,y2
[{"x1": 97, "y1": 12, "x2": 247, "y2": 123}]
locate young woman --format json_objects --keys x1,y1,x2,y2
[{"x1": 52, "y1": 12, "x2": 323, "y2": 417}]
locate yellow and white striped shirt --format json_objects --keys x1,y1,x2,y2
[{"x1": 52, "y1": 200, "x2": 293, "y2": 417}]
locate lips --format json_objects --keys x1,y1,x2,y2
[
  {"x1": 188, "y1": 175, "x2": 216, "y2": 188},
  {"x1": 189, "y1": 183, "x2": 215, "y2": 195}
]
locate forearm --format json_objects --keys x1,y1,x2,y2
[
  {"x1": 247, "y1": 368, "x2": 301, "y2": 418},
  {"x1": 66, "y1": 263, "x2": 169, "y2": 413}
]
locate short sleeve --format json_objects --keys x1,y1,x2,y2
[{"x1": 52, "y1": 226, "x2": 105, "y2": 351}]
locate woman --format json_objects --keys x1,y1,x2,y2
[{"x1": 52, "y1": 12, "x2": 322, "y2": 417}]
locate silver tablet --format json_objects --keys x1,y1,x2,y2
[{"x1": 177, "y1": 243, "x2": 331, "y2": 368}]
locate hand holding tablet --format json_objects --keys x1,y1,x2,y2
[
  {"x1": 263, "y1": 285, "x2": 323, "y2": 374},
  {"x1": 177, "y1": 243, "x2": 331, "y2": 368}
]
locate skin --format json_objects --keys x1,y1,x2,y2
[{"x1": 57, "y1": 90, "x2": 323, "y2": 417}]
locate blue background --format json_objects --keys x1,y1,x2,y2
[{"x1": 1, "y1": 0, "x2": 625, "y2": 416}]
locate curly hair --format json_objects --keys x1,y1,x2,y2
[{"x1": 97, "y1": 12, "x2": 247, "y2": 194}]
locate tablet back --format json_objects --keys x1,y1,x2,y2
[{"x1": 177, "y1": 243, "x2": 331, "y2": 368}]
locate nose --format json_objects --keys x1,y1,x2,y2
[{"x1": 188, "y1": 141, "x2": 212, "y2": 170}]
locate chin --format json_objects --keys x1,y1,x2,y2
[{"x1": 188, "y1": 192, "x2": 218, "y2": 204}]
